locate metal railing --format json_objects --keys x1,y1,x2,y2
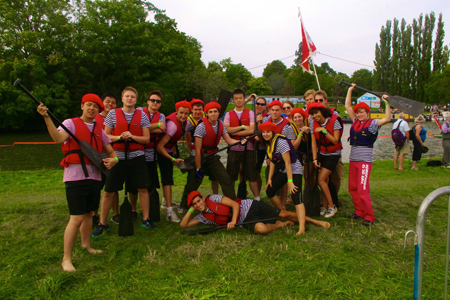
[{"x1": 404, "y1": 186, "x2": 450, "y2": 300}]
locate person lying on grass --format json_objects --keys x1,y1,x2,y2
[
  {"x1": 180, "y1": 191, "x2": 330, "y2": 234},
  {"x1": 37, "y1": 94, "x2": 118, "y2": 272}
]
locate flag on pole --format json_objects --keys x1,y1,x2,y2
[{"x1": 298, "y1": 8, "x2": 317, "y2": 74}]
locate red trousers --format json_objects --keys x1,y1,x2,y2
[{"x1": 348, "y1": 161, "x2": 375, "y2": 222}]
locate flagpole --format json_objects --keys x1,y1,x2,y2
[{"x1": 298, "y1": 7, "x2": 321, "y2": 90}]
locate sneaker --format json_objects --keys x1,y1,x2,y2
[
  {"x1": 161, "y1": 198, "x2": 167, "y2": 209},
  {"x1": 166, "y1": 210, "x2": 181, "y2": 223},
  {"x1": 92, "y1": 223, "x2": 110, "y2": 237},
  {"x1": 178, "y1": 207, "x2": 188, "y2": 214},
  {"x1": 324, "y1": 205, "x2": 337, "y2": 218},
  {"x1": 111, "y1": 214, "x2": 120, "y2": 224},
  {"x1": 132, "y1": 211, "x2": 138, "y2": 219},
  {"x1": 92, "y1": 215, "x2": 100, "y2": 228},
  {"x1": 349, "y1": 213, "x2": 362, "y2": 220},
  {"x1": 142, "y1": 218, "x2": 157, "y2": 229},
  {"x1": 362, "y1": 220, "x2": 374, "y2": 226},
  {"x1": 320, "y1": 207, "x2": 327, "y2": 216},
  {"x1": 171, "y1": 200, "x2": 180, "y2": 207}
]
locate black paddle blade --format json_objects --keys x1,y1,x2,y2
[
  {"x1": 149, "y1": 189, "x2": 160, "y2": 222},
  {"x1": 119, "y1": 196, "x2": 134, "y2": 237},
  {"x1": 78, "y1": 140, "x2": 111, "y2": 176},
  {"x1": 177, "y1": 158, "x2": 195, "y2": 173},
  {"x1": 303, "y1": 184, "x2": 321, "y2": 217},
  {"x1": 386, "y1": 95, "x2": 424, "y2": 117},
  {"x1": 217, "y1": 89, "x2": 233, "y2": 119},
  {"x1": 328, "y1": 180, "x2": 339, "y2": 208},
  {"x1": 181, "y1": 225, "x2": 226, "y2": 235},
  {"x1": 237, "y1": 181, "x2": 247, "y2": 199}
]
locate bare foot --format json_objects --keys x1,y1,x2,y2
[
  {"x1": 394, "y1": 167, "x2": 398, "y2": 170},
  {"x1": 317, "y1": 220, "x2": 331, "y2": 228},
  {"x1": 61, "y1": 259, "x2": 76, "y2": 272},
  {"x1": 398, "y1": 168, "x2": 406, "y2": 171},
  {"x1": 278, "y1": 220, "x2": 294, "y2": 227},
  {"x1": 296, "y1": 227, "x2": 305, "y2": 235},
  {"x1": 84, "y1": 247, "x2": 103, "y2": 254}
]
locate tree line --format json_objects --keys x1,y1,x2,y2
[{"x1": 1, "y1": 2, "x2": 448, "y2": 131}]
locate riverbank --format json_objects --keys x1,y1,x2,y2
[{"x1": 1, "y1": 160, "x2": 449, "y2": 299}]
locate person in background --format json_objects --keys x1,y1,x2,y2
[
  {"x1": 37, "y1": 94, "x2": 118, "y2": 272},
  {"x1": 345, "y1": 83, "x2": 391, "y2": 226},
  {"x1": 411, "y1": 115, "x2": 427, "y2": 171},
  {"x1": 254, "y1": 96, "x2": 269, "y2": 194},
  {"x1": 283, "y1": 100, "x2": 294, "y2": 122},
  {"x1": 442, "y1": 112, "x2": 450, "y2": 168},
  {"x1": 303, "y1": 89, "x2": 315, "y2": 109},
  {"x1": 392, "y1": 112, "x2": 410, "y2": 171}
]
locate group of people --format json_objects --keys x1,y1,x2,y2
[{"x1": 38, "y1": 83, "x2": 410, "y2": 272}]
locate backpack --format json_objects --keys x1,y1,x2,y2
[
  {"x1": 391, "y1": 120, "x2": 406, "y2": 147},
  {"x1": 409, "y1": 125, "x2": 417, "y2": 141}
]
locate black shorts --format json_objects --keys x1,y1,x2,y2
[
  {"x1": 104, "y1": 155, "x2": 150, "y2": 193},
  {"x1": 319, "y1": 154, "x2": 341, "y2": 171},
  {"x1": 243, "y1": 201, "x2": 280, "y2": 233},
  {"x1": 129, "y1": 160, "x2": 160, "y2": 194},
  {"x1": 65, "y1": 180, "x2": 103, "y2": 215},
  {"x1": 226, "y1": 150, "x2": 257, "y2": 182},
  {"x1": 266, "y1": 173, "x2": 302, "y2": 205},
  {"x1": 157, "y1": 152, "x2": 174, "y2": 186}
]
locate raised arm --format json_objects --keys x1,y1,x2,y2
[
  {"x1": 345, "y1": 83, "x2": 356, "y2": 121},
  {"x1": 37, "y1": 103, "x2": 69, "y2": 144},
  {"x1": 377, "y1": 95, "x2": 392, "y2": 127}
]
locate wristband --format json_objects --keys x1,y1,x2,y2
[
  {"x1": 158, "y1": 122, "x2": 161, "y2": 128},
  {"x1": 188, "y1": 208, "x2": 194, "y2": 213},
  {"x1": 117, "y1": 136, "x2": 121, "y2": 140},
  {"x1": 287, "y1": 179, "x2": 293, "y2": 182},
  {"x1": 298, "y1": 133, "x2": 302, "y2": 137},
  {"x1": 313, "y1": 159, "x2": 317, "y2": 161},
  {"x1": 242, "y1": 125, "x2": 245, "y2": 130},
  {"x1": 115, "y1": 157, "x2": 119, "y2": 163},
  {"x1": 322, "y1": 129, "x2": 328, "y2": 134},
  {"x1": 171, "y1": 157, "x2": 175, "y2": 162}
]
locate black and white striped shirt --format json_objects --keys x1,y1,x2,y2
[
  {"x1": 194, "y1": 194, "x2": 253, "y2": 225},
  {"x1": 349, "y1": 118, "x2": 380, "y2": 163},
  {"x1": 273, "y1": 138, "x2": 302, "y2": 175}
]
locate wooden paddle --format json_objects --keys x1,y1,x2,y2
[
  {"x1": 14, "y1": 79, "x2": 111, "y2": 176},
  {"x1": 339, "y1": 79, "x2": 424, "y2": 117},
  {"x1": 181, "y1": 217, "x2": 280, "y2": 235}
]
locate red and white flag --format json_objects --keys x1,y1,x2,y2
[{"x1": 298, "y1": 8, "x2": 317, "y2": 74}]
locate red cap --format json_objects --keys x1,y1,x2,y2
[
  {"x1": 82, "y1": 94, "x2": 104, "y2": 112},
  {"x1": 204, "y1": 102, "x2": 221, "y2": 113},
  {"x1": 307, "y1": 102, "x2": 326, "y2": 114},
  {"x1": 175, "y1": 100, "x2": 192, "y2": 111},
  {"x1": 353, "y1": 102, "x2": 370, "y2": 113},
  {"x1": 267, "y1": 100, "x2": 283, "y2": 109},
  {"x1": 191, "y1": 98, "x2": 204, "y2": 106},
  {"x1": 187, "y1": 191, "x2": 201, "y2": 207},
  {"x1": 259, "y1": 122, "x2": 277, "y2": 132},
  {"x1": 291, "y1": 108, "x2": 308, "y2": 120}
]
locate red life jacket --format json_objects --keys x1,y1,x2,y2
[
  {"x1": 267, "y1": 116, "x2": 291, "y2": 134},
  {"x1": 60, "y1": 118, "x2": 103, "y2": 169},
  {"x1": 262, "y1": 111, "x2": 269, "y2": 117},
  {"x1": 94, "y1": 114, "x2": 105, "y2": 129},
  {"x1": 201, "y1": 118, "x2": 223, "y2": 154},
  {"x1": 164, "y1": 112, "x2": 186, "y2": 150},
  {"x1": 228, "y1": 109, "x2": 252, "y2": 141},
  {"x1": 142, "y1": 108, "x2": 164, "y2": 149},
  {"x1": 111, "y1": 108, "x2": 144, "y2": 152},
  {"x1": 312, "y1": 114, "x2": 343, "y2": 154},
  {"x1": 201, "y1": 196, "x2": 242, "y2": 226}
]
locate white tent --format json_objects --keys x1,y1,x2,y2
[{"x1": 357, "y1": 93, "x2": 380, "y2": 109}]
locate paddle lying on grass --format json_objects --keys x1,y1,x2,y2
[
  {"x1": 339, "y1": 79, "x2": 424, "y2": 117},
  {"x1": 181, "y1": 217, "x2": 280, "y2": 235},
  {"x1": 177, "y1": 133, "x2": 258, "y2": 173},
  {"x1": 13, "y1": 79, "x2": 111, "y2": 176}
]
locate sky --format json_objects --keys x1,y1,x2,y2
[{"x1": 150, "y1": 0, "x2": 450, "y2": 78}]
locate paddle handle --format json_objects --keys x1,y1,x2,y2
[
  {"x1": 14, "y1": 79, "x2": 79, "y2": 142},
  {"x1": 204, "y1": 133, "x2": 258, "y2": 158},
  {"x1": 339, "y1": 79, "x2": 383, "y2": 98}
]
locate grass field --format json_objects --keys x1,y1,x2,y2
[{"x1": 1, "y1": 155, "x2": 450, "y2": 299}]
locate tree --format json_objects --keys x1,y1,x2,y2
[
  {"x1": 373, "y1": 20, "x2": 392, "y2": 92},
  {"x1": 433, "y1": 13, "x2": 448, "y2": 73},
  {"x1": 224, "y1": 63, "x2": 253, "y2": 91},
  {"x1": 265, "y1": 74, "x2": 285, "y2": 95},
  {"x1": 350, "y1": 69, "x2": 373, "y2": 97},
  {"x1": 424, "y1": 64, "x2": 450, "y2": 104},
  {"x1": 247, "y1": 77, "x2": 273, "y2": 95},
  {"x1": 263, "y1": 60, "x2": 287, "y2": 78}
]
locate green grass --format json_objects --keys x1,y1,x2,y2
[{"x1": 1, "y1": 159, "x2": 450, "y2": 299}]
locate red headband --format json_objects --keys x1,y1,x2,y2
[
  {"x1": 191, "y1": 98, "x2": 204, "y2": 107},
  {"x1": 353, "y1": 102, "x2": 370, "y2": 113},
  {"x1": 267, "y1": 100, "x2": 283, "y2": 109},
  {"x1": 204, "y1": 102, "x2": 221, "y2": 112},
  {"x1": 259, "y1": 122, "x2": 277, "y2": 132},
  {"x1": 187, "y1": 191, "x2": 201, "y2": 207},
  {"x1": 307, "y1": 102, "x2": 326, "y2": 114},
  {"x1": 82, "y1": 94, "x2": 104, "y2": 112},
  {"x1": 175, "y1": 100, "x2": 192, "y2": 111},
  {"x1": 291, "y1": 108, "x2": 307, "y2": 120}
]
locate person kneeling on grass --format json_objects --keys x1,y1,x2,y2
[
  {"x1": 180, "y1": 191, "x2": 330, "y2": 234},
  {"x1": 37, "y1": 94, "x2": 118, "y2": 272}
]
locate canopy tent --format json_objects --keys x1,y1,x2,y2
[{"x1": 357, "y1": 93, "x2": 381, "y2": 109}]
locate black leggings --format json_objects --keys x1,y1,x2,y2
[{"x1": 266, "y1": 173, "x2": 302, "y2": 205}]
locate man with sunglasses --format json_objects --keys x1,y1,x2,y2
[
  {"x1": 224, "y1": 89, "x2": 260, "y2": 201},
  {"x1": 313, "y1": 90, "x2": 344, "y2": 207}
]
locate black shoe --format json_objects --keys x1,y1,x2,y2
[
  {"x1": 92, "y1": 215, "x2": 100, "y2": 227},
  {"x1": 111, "y1": 214, "x2": 120, "y2": 224},
  {"x1": 349, "y1": 214, "x2": 362, "y2": 219},
  {"x1": 362, "y1": 220, "x2": 373, "y2": 226},
  {"x1": 132, "y1": 211, "x2": 138, "y2": 219}
]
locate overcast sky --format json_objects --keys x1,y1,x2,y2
[{"x1": 150, "y1": 0, "x2": 450, "y2": 78}]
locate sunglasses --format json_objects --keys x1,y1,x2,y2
[
  {"x1": 283, "y1": 107, "x2": 292, "y2": 110},
  {"x1": 315, "y1": 99, "x2": 324, "y2": 102},
  {"x1": 149, "y1": 99, "x2": 162, "y2": 104},
  {"x1": 256, "y1": 102, "x2": 266, "y2": 106}
]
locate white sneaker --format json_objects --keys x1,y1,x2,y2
[
  {"x1": 161, "y1": 198, "x2": 167, "y2": 209},
  {"x1": 178, "y1": 207, "x2": 188, "y2": 214},
  {"x1": 166, "y1": 210, "x2": 180, "y2": 223},
  {"x1": 320, "y1": 207, "x2": 327, "y2": 216},
  {"x1": 324, "y1": 205, "x2": 337, "y2": 218},
  {"x1": 171, "y1": 200, "x2": 180, "y2": 206}
]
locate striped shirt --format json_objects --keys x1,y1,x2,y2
[
  {"x1": 310, "y1": 117, "x2": 343, "y2": 156},
  {"x1": 194, "y1": 121, "x2": 228, "y2": 139},
  {"x1": 349, "y1": 118, "x2": 379, "y2": 163},
  {"x1": 104, "y1": 108, "x2": 150, "y2": 160},
  {"x1": 261, "y1": 116, "x2": 296, "y2": 140},
  {"x1": 136, "y1": 108, "x2": 166, "y2": 162},
  {"x1": 194, "y1": 194, "x2": 253, "y2": 225},
  {"x1": 273, "y1": 138, "x2": 302, "y2": 175}
]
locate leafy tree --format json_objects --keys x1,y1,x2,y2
[
  {"x1": 224, "y1": 63, "x2": 253, "y2": 91},
  {"x1": 373, "y1": 20, "x2": 392, "y2": 92},
  {"x1": 433, "y1": 13, "x2": 448, "y2": 73},
  {"x1": 320, "y1": 63, "x2": 337, "y2": 77},
  {"x1": 424, "y1": 64, "x2": 450, "y2": 104},
  {"x1": 263, "y1": 60, "x2": 287, "y2": 78},
  {"x1": 247, "y1": 77, "x2": 273, "y2": 95},
  {"x1": 350, "y1": 69, "x2": 373, "y2": 97}
]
